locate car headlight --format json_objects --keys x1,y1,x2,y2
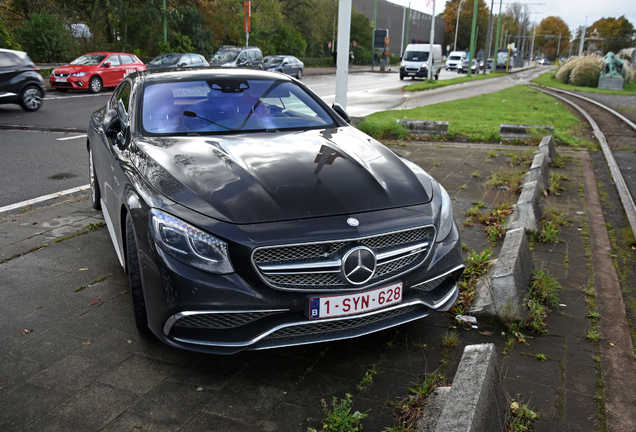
[
  {"x1": 72, "y1": 72, "x2": 87, "y2": 77},
  {"x1": 437, "y1": 184, "x2": 454, "y2": 242},
  {"x1": 400, "y1": 62, "x2": 405, "y2": 67},
  {"x1": 149, "y1": 209, "x2": 234, "y2": 274}
]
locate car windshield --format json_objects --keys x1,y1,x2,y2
[
  {"x1": 211, "y1": 51, "x2": 239, "y2": 62},
  {"x1": 264, "y1": 56, "x2": 283, "y2": 65},
  {"x1": 70, "y1": 54, "x2": 107, "y2": 66},
  {"x1": 142, "y1": 78, "x2": 335, "y2": 135},
  {"x1": 448, "y1": 55, "x2": 461, "y2": 60},
  {"x1": 149, "y1": 54, "x2": 180, "y2": 66},
  {"x1": 403, "y1": 51, "x2": 429, "y2": 62}
]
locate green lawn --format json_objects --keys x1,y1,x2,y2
[
  {"x1": 532, "y1": 71, "x2": 636, "y2": 95},
  {"x1": 403, "y1": 72, "x2": 509, "y2": 92},
  {"x1": 356, "y1": 84, "x2": 597, "y2": 149}
]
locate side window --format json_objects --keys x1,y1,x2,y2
[
  {"x1": 0, "y1": 52, "x2": 18, "y2": 67},
  {"x1": 190, "y1": 55, "x2": 201, "y2": 65},
  {"x1": 120, "y1": 55, "x2": 135, "y2": 65},
  {"x1": 106, "y1": 55, "x2": 121, "y2": 66},
  {"x1": 180, "y1": 55, "x2": 191, "y2": 66},
  {"x1": 112, "y1": 81, "x2": 132, "y2": 123},
  {"x1": 238, "y1": 52, "x2": 247, "y2": 63}
]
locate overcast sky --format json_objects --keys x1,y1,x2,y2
[{"x1": 386, "y1": 0, "x2": 636, "y2": 38}]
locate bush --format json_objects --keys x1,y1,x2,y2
[
  {"x1": 555, "y1": 57, "x2": 577, "y2": 83},
  {"x1": 570, "y1": 54, "x2": 603, "y2": 87},
  {"x1": 0, "y1": 19, "x2": 21, "y2": 50},
  {"x1": 17, "y1": 10, "x2": 77, "y2": 62}
]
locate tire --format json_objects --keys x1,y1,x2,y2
[
  {"x1": 20, "y1": 85, "x2": 43, "y2": 111},
  {"x1": 88, "y1": 76, "x2": 102, "y2": 94},
  {"x1": 435, "y1": 73, "x2": 439, "y2": 80},
  {"x1": 399, "y1": 74, "x2": 404, "y2": 80},
  {"x1": 296, "y1": 69, "x2": 303, "y2": 79},
  {"x1": 126, "y1": 214, "x2": 149, "y2": 333},
  {"x1": 88, "y1": 147, "x2": 101, "y2": 210}
]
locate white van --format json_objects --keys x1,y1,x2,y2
[
  {"x1": 445, "y1": 51, "x2": 467, "y2": 71},
  {"x1": 399, "y1": 44, "x2": 443, "y2": 80}
]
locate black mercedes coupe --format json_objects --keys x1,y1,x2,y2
[{"x1": 87, "y1": 68, "x2": 464, "y2": 354}]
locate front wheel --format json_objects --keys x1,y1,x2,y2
[
  {"x1": 435, "y1": 73, "x2": 439, "y2": 80},
  {"x1": 20, "y1": 85, "x2": 43, "y2": 111},
  {"x1": 88, "y1": 76, "x2": 102, "y2": 94},
  {"x1": 126, "y1": 214, "x2": 149, "y2": 333},
  {"x1": 88, "y1": 147, "x2": 101, "y2": 210},
  {"x1": 399, "y1": 74, "x2": 404, "y2": 80}
]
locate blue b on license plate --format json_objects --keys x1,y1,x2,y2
[{"x1": 308, "y1": 282, "x2": 403, "y2": 319}]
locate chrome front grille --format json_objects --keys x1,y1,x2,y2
[
  {"x1": 252, "y1": 226, "x2": 435, "y2": 292},
  {"x1": 54, "y1": 73, "x2": 70, "y2": 78},
  {"x1": 172, "y1": 311, "x2": 282, "y2": 329}
]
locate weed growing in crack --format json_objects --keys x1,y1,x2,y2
[
  {"x1": 453, "y1": 249, "x2": 493, "y2": 315},
  {"x1": 385, "y1": 372, "x2": 444, "y2": 432},
  {"x1": 506, "y1": 399, "x2": 538, "y2": 431},
  {"x1": 308, "y1": 393, "x2": 367, "y2": 432},
  {"x1": 356, "y1": 364, "x2": 378, "y2": 392},
  {"x1": 586, "y1": 329, "x2": 602, "y2": 343},
  {"x1": 546, "y1": 173, "x2": 569, "y2": 196},
  {"x1": 441, "y1": 331, "x2": 459, "y2": 349}
]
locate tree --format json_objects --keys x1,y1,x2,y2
[
  {"x1": 590, "y1": 16, "x2": 635, "y2": 54},
  {"x1": 0, "y1": 18, "x2": 21, "y2": 49},
  {"x1": 17, "y1": 10, "x2": 76, "y2": 62},
  {"x1": 535, "y1": 16, "x2": 570, "y2": 60},
  {"x1": 442, "y1": 0, "x2": 490, "y2": 54}
]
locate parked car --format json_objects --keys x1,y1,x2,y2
[
  {"x1": 457, "y1": 59, "x2": 478, "y2": 74},
  {"x1": 209, "y1": 46, "x2": 263, "y2": 70},
  {"x1": 263, "y1": 55, "x2": 304, "y2": 79},
  {"x1": 537, "y1": 58, "x2": 550, "y2": 66},
  {"x1": 87, "y1": 68, "x2": 464, "y2": 354},
  {"x1": 147, "y1": 53, "x2": 209, "y2": 70},
  {"x1": 50, "y1": 52, "x2": 146, "y2": 93},
  {"x1": 0, "y1": 48, "x2": 45, "y2": 111}
]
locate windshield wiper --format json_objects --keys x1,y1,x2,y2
[{"x1": 182, "y1": 111, "x2": 234, "y2": 130}]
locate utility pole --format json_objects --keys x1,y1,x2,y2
[
  {"x1": 485, "y1": 0, "x2": 494, "y2": 73},
  {"x1": 427, "y1": 0, "x2": 436, "y2": 80},
  {"x1": 335, "y1": 0, "x2": 352, "y2": 109},
  {"x1": 529, "y1": 24, "x2": 536, "y2": 64},
  {"x1": 454, "y1": 0, "x2": 465, "y2": 52},
  {"x1": 557, "y1": 33, "x2": 561, "y2": 57},
  {"x1": 370, "y1": 0, "x2": 377, "y2": 68},
  {"x1": 578, "y1": 16, "x2": 587, "y2": 56},
  {"x1": 405, "y1": 3, "x2": 411, "y2": 49},
  {"x1": 467, "y1": 0, "x2": 478, "y2": 77},
  {"x1": 401, "y1": 3, "x2": 406, "y2": 57},
  {"x1": 493, "y1": 0, "x2": 503, "y2": 69}
]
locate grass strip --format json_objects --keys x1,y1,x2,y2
[
  {"x1": 356, "y1": 85, "x2": 596, "y2": 149},
  {"x1": 532, "y1": 71, "x2": 636, "y2": 95},
  {"x1": 403, "y1": 72, "x2": 509, "y2": 92}
]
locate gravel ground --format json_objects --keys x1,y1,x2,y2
[{"x1": 575, "y1": 92, "x2": 636, "y2": 124}]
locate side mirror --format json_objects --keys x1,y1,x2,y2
[
  {"x1": 332, "y1": 103, "x2": 350, "y2": 124},
  {"x1": 103, "y1": 109, "x2": 129, "y2": 149}
]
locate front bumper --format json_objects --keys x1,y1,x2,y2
[
  {"x1": 49, "y1": 75, "x2": 89, "y2": 89},
  {"x1": 400, "y1": 66, "x2": 428, "y2": 78},
  {"x1": 132, "y1": 204, "x2": 464, "y2": 355}
]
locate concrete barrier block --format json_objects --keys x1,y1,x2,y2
[
  {"x1": 398, "y1": 119, "x2": 449, "y2": 136},
  {"x1": 507, "y1": 181, "x2": 541, "y2": 232},
  {"x1": 524, "y1": 152, "x2": 548, "y2": 190},
  {"x1": 490, "y1": 228, "x2": 533, "y2": 321},
  {"x1": 434, "y1": 344, "x2": 507, "y2": 432},
  {"x1": 416, "y1": 386, "x2": 451, "y2": 432},
  {"x1": 499, "y1": 123, "x2": 554, "y2": 141},
  {"x1": 538, "y1": 135, "x2": 556, "y2": 161}
]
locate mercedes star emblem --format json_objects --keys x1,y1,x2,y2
[
  {"x1": 342, "y1": 246, "x2": 376, "y2": 285},
  {"x1": 347, "y1": 217, "x2": 359, "y2": 227}
]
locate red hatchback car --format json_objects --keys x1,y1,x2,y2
[{"x1": 50, "y1": 52, "x2": 146, "y2": 93}]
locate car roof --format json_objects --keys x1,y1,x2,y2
[
  {"x1": 0, "y1": 48, "x2": 28, "y2": 59},
  {"x1": 138, "y1": 68, "x2": 293, "y2": 84},
  {"x1": 81, "y1": 52, "x2": 137, "y2": 56}
]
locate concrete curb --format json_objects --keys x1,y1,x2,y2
[
  {"x1": 499, "y1": 124, "x2": 554, "y2": 141},
  {"x1": 397, "y1": 119, "x2": 449, "y2": 136},
  {"x1": 470, "y1": 135, "x2": 560, "y2": 322},
  {"x1": 417, "y1": 343, "x2": 506, "y2": 432}
]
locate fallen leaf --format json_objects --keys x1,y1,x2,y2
[
  {"x1": 511, "y1": 401, "x2": 519, "y2": 410},
  {"x1": 82, "y1": 340, "x2": 92, "y2": 346},
  {"x1": 133, "y1": 426, "x2": 143, "y2": 430},
  {"x1": 32, "y1": 222, "x2": 37, "y2": 225},
  {"x1": 22, "y1": 329, "x2": 32, "y2": 335},
  {"x1": 480, "y1": 331, "x2": 495, "y2": 336},
  {"x1": 79, "y1": 268, "x2": 88, "y2": 271},
  {"x1": 610, "y1": 342, "x2": 615, "y2": 346},
  {"x1": 196, "y1": 387, "x2": 204, "y2": 391},
  {"x1": 127, "y1": 340, "x2": 132, "y2": 344},
  {"x1": 89, "y1": 300, "x2": 100, "y2": 305}
]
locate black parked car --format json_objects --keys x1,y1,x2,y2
[
  {"x1": 0, "y1": 48, "x2": 45, "y2": 111},
  {"x1": 263, "y1": 55, "x2": 304, "y2": 79},
  {"x1": 87, "y1": 68, "x2": 464, "y2": 354},
  {"x1": 147, "y1": 53, "x2": 209, "y2": 70}
]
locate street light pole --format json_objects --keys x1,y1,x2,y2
[
  {"x1": 427, "y1": 0, "x2": 437, "y2": 80},
  {"x1": 467, "y1": 0, "x2": 478, "y2": 77},
  {"x1": 578, "y1": 16, "x2": 587, "y2": 56},
  {"x1": 454, "y1": 0, "x2": 465, "y2": 52}
]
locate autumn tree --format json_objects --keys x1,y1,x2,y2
[
  {"x1": 590, "y1": 16, "x2": 635, "y2": 54},
  {"x1": 535, "y1": 16, "x2": 570, "y2": 60},
  {"x1": 442, "y1": 0, "x2": 490, "y2": 54}
]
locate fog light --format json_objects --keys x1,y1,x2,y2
[{"x1": 76, "y1": 82, "x2": 84, "y2": 87}]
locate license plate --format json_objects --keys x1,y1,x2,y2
[
  {"x1": 56, "y1": 78, "x2": 67, "y2": 82},
  {"x1": 408, "y1": 72, "x2": 415, "y2": 76},
  {"x1": 308, "y1": 282, "x2": 403, "y2": 319}
]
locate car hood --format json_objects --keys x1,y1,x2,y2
[
  {"x1": 54, "y1": 64, "x2": 98, "y2": 73},
  {"x1": 132, "y1": 127, "x2": 434, "y2": 225}
]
